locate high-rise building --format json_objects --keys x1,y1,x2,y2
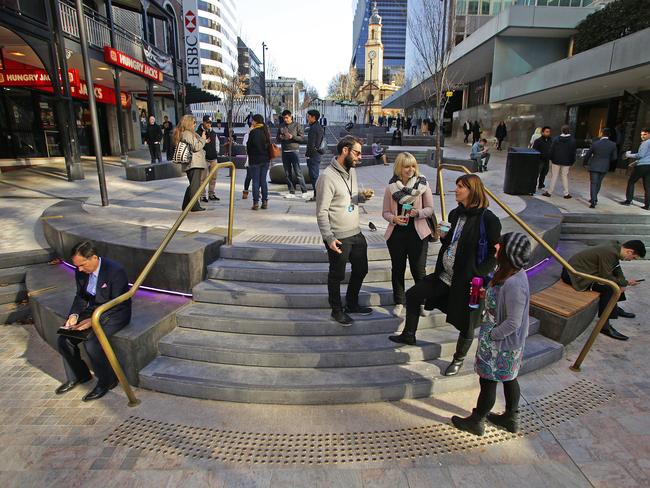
[
  {"x1": 237, "y1": 38, "x2": 263, "y2": 96},
  {"x1": 351, "y1": 0, "x2": 407, "y2": 82},
  {"x1": 193, "y1": 0, "x2": 239, "y2": 94}
]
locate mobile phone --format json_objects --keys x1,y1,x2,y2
[{"x1": 636, "y1": 279, "x2": 645, "y2": 282}]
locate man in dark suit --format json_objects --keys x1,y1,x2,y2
[
  {"x1": 55, "y1": 241, "x2": 131, "y2": 401},
  {"x1": 584, "y1": 128, "x2": 618, "y2": 208}
]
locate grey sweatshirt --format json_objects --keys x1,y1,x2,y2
[
  {"x1": 490, "y1": 269, "x2": 530, "y2": 351},
  {"x1": 316, "y1": 158, "x2": 367, "y2": 245},
  {"x1": 276, "y1": 120, "x2": 305, "y2": 152}
]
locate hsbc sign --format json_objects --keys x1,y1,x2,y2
[{"x1": 183, "y1": 0, "x2": 201, "y2": 87}]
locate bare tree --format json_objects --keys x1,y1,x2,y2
[
  {"x1": 326, "y1": 67, "x2": 359, "y2": 101},
  {"x1": 408, "y1": 0, "x2": 458, "y2": 168},
  {"x1": 263, "y1": 60, "x2": 279, "y2": 122},
  {"x1": 301, "y1": 82, "x2": 320, "y2": 109},
  {"x1": 220, "y1": 63, "x2": 248, "y2": 156}
]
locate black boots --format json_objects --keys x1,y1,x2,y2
[
  {"x1": 451, "y1": 409, "x2": 486, "y2": 436},
  {"x1": 444, "y1": 336, "x2": 474, "y2": 376},
  {"x1": 487, "y1": 410, "x2": 519, "y2": 434},
  {"x1": 388, "y1": 332, "x2": 416, "y2": 346}
]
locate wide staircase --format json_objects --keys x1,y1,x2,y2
[
  {"x1": 139, "y1": 235, "x2": 562, "y2": 404},
  {"x1": 561, "y1": 213, "x2": 650, "y2": 250}
]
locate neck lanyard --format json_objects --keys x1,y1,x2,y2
[{"x1": 337, "y1": 169, "x2": 355, "y2": 211}]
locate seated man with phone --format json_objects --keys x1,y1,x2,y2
[
  {"x1": 56, "y1": 241, "x2": 131, "y2": 401},
  {"x1": 561, "y1": 240, "x2": 646, "y2": 341}
]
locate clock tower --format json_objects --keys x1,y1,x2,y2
[{"x1": 364, "y1": 2, "x2": 383, "y2": 84}]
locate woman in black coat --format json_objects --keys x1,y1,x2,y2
[
  {"x1": 495, "y1": 121, "x2": 507, "y2": 150},
  {"x1": 246, "y1": 114, "x2": 271, "y2": 210},
  {"x1": 389, "y1": 174, "x2": 501, "y2": 376}
]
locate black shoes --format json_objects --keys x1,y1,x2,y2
[
  {"x1": 563, "y1": 194, "x2": 572, "y2": 199},
  {"x1": 208, "y1": 194, "x2": 220, "y2": 201},
  {"x1": 487, "y1": 411, "x2": 520, "y2": 434},
  {"x1": 444, "y1": 358, "x2": 465, "y2": 376},
  {"x1": 451, "y1": 409, "x2": 486, "y2": 436},
  {"x1": 55, "y1": 376, "x2": 92, "y2": 395},
  {"x1": 589, "y1": 202, "x2": 596, "y2": 209},
  {"x1": 388, "y1": 333, "x2": 416, "y2": 346},
  {"x1": 542, "y1": 191, "x2": 551, "y2": 197},
  {"x1": 331, "y1": 309, "x2": 354, "y2": 326},
  {"x1": 620, "y1": 200, "x2": 631, "y2": 206},
  {"x1": 345, "y1": 305, "x2": 373, "y2": 315},
  {"x1": 444, "y1": 337, "x2": 474, "y2": 376},
  {"x1": 616, "y1": 307, "x2": 635, "y2": 319},
  {"x1": 600, "y1": 323, "x2": 629, "y2": 341},
  {"x1": 201, "y1": 195, "x2": 208, "y2": 203},
  {"x1": 82, "y1": 380, "x2": 118, "y2": 402},
  {"x1": 191, "y1": 207, "x2": 206, "y2": 212}
]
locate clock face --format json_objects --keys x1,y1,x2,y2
[{"x1": 368, "y1": 50, "x2": 376, "y2": 60}]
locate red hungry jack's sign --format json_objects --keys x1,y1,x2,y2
[{"x1": 103, "y1": 46, "x2": 163, "y2": 83}]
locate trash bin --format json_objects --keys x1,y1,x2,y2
[{"x1": 503, "y1": 147, "x2": 540, "y2": 195}]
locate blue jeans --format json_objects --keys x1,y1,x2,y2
[
  {"x1": 307, "y1": 154, "x2": 321, "y2": 194},
  {"x1": 249, "y1": 163, "x2": 269, "y2": 204},
  {"x1": 282, "y1": 151, "x2": 307, "y2": 193}
]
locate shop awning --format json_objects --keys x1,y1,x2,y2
[{"x1": 185, "y1": 84, "x2": 221, "y2": 104}]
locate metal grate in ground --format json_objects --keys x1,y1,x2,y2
[
  {"x1": 246, "y1": 233, "x2": 387, "y2": 245},
  {"x1": 104, "y1": 380, "x2": 613, "y2": 466}
]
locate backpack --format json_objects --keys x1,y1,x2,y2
[
  {"x1": 172, "y1": 140, "x2": 191, "y2": 164},
  {"x1": 317, "y1": 131, "x2": 327, "y2": 155}
]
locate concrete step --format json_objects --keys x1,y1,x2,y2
[
  {"x1": 0, "y1": 249, "x2": 53, "y2": 270},
  {"x1": 140, "y1": 334, "x2": 561, "y2": 404},
  {"x1": 562, "y1": 213, "x2": 650, "y2": 225},
  {"x1": 561, "y1": 234, "x2": 650, "y2": 248},
  {"x1": 207, "y1": 257, "x2": 437, "y2": 284},
  {"x1": 561, "y1": 223, "x2": 650, "y2": 235},
  {"x1": 0, "y1": 266, "x2": 27, "y2": 286},
  {"x1": 159, "y1": 320, "x2": 541, "y2": 368},
  {"x1": 0, "y1": 283, "x2": 27, "y2": 305},
  {"x1": 0, "y1": 302, "x2": 30, "y2": 324},
  {"x1": 193, "y1": 279, "x2": 401, "y2": 308},
  {"x1": 175, "y1": 302, "x2": 447, "y2": 335}
]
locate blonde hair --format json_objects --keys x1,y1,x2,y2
[
  {"x1": 456, "y1": 174, "x2": 489, "y2": 209},
  {"x1": 533, "y1": 127, "x2": 542, "y2": 136},
  {"x1": 393, "y1": 152, "x2": 420, "y2": 178},
  {"x1": 173, "y1": 114, "x2": 197, "y2": 146}
]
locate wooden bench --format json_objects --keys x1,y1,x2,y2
[{"x1": 530, "y1": 280, "x2": 599, "y2": 345}]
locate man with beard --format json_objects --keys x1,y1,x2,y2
[{"x1": 316, "y1": 136, "x2": 375, "y2": 325}]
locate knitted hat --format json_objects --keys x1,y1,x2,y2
[{"x1": 502, "y1": 232, "x2": 532, "y2": 269}]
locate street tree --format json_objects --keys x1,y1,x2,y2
[
  {"x1": 220, "y1": 63, "x2": 248, "y2": 156},
  {"x1": 326, "y1": 68, "x2": 359, "y2": 102}
]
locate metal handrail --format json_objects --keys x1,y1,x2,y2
[
  {"x1": 89, "y1": 162, "x2": 236, "y2": 406},
  {"x1": 436, "y1": 163, "x2": 621, "y2": 371}
]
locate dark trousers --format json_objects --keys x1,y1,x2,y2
[
  {"x1": 244, "y1": 167, "x2": 252, "y2": 191},
  {"x1": 404, "y1": 275, "x2": 451, "y2": 336},
  {"x1": 625, "y1": 165, "x2": 650, "y2": 207},
  {"x1": 561, "y1": 268, "x2": 624, "y2": 319},
  {"x1": 163, "y1": 134, "x2": 173, "y2": 160},
  {"x1": 463, "y1": 131, "x2": 469, "y2": 143},
  {"x1": 589, "y1": 171, "x2": 606, "y2": 204},
  {"x1": 387, "y1": 226, "x2": 427, "y2": 304},
  {"x1": 57, "y1": 310, "x2": 127, "y2": 388},
  {"x1": 282, "y1": 151, "x2": 307, "y2": 193},
  {"x1": 496, "y1": 137, "x2": 504, "y2": 150},
  {"x1": 182, "y1": 168, "x2": 203, "y2": 211},
  {"x1": 307, "y1": 155, "x2": 321, "y2": 194},
  {"x1": 148, "y1": 142, "x2": 162, "y2": 164},
  {"x1": 249, "y1": 163, "x2": 269, "y2": 204},
  {"x1": 326, "y1": 233, "x2": 368, "y2": 311},
  {"x1": 538, "y1": 159, "x2": 550, "y2": 188},
  {"x1": 476, "y1": 377, "x2": 521, "y2": 416}
]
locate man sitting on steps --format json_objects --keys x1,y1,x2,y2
[{"x1": 561, "y1": 240, "x2": 645, "y2": 341}]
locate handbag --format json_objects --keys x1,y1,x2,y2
[
  {"x1": 172, "y1": 140, "x2": 191, "y2": 164},
  {"x1": 269, "y1": 143, "x2": 281, "y2": 159},
  {"x1": 425, "y1": 212, "x2": 439, "y2": 242}
]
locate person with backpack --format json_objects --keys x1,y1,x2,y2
[
  {"x1": 305, "y1": 109, "x2": 326, "y2": 202},
  {"x1": 389, "y1": 174, "x2": 501, "y2": 379},
  {"x1": 451, "y1": 232, "x2": 532, "y2": 436}
]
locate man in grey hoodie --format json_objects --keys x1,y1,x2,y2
[
  {"x1": 277, "y1": 109, "x2": 308, "y2": 198},
  {"x1": 316, "y1": 136, "x2": 375, "y2": 325}
]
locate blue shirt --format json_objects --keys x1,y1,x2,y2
[
  {"x1": 470, "y1": 142, "x2": 484, "y2": 158},
  {"x1": 632, "y1": 139, "x2": 650, "y2": 166},
  {"x1": 86, "y1": 257, "x2": 101, "y2": 296}
]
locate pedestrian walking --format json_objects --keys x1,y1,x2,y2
[
  {"x1": 277, "y1": 109, "x2": 309, "y2": 198},
  {"x1": 197, "y1": 115, "x2": 220, "y2": 203},
  {"x1": 472, "y1": 120, "x2": 481, "y2": 144},
  {"x1": 451, "y1": 233, "x2": 532, "y2": 436},
  {"x1": 316, "y1": 136, "x2": 375, "y2": 326},
  {"x1": 144, "y1": 115, "x2": 163, "y2": 164},
  {"x1": 382, "y1": 153, "x2": 435, "y2": 317},
  {"x1": 306, "y1": 109, "x2": 326, "y2": 202},
  {"x1": 532, "y1": 126, "x2": 552, "y2": 189},
  {"x1": 495, "y1": 121, "x2": 507, "y2": 150},
  {"x1": 543, "y1": 125, "x2": 576, "y2": 199},
  {"x1": 620, "y1": 128, "x2": 650, "y2": 210},
  {"x1": 174, "y1": 115, "x2": 208, "y2": 212},
  {"x1": 389, "y1": 174, "x2": 501, "y2": 378},
  {"x1": 584, "y1": 128, "x2": 617, "y2": 208},
  {"x1": 162, "y1": 116, "x2": 174, "y2": 161},
  {"x1": 463, "y1": 120, "x2": 472, "y2": 144},
  {"x1": 246, "y1": 114, "x2": 271, "y2": 210}
]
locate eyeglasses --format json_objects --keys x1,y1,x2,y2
[{"x1": 350, "y1": 149, "x2": 361, "y2": 157}]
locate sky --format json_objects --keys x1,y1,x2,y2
[{"x1": 237, "y1": 0, "x2": 354, "y2": 97}]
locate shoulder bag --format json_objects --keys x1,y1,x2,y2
[{"x1": 172, "y1": 140, "x2": 192, "y2": 164}]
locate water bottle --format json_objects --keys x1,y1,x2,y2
[
  {"x1": 469, "y1": 277, "x2": 483, "y2": 309},
  {"x1": 399, "y1": 203, "x2": 413, "y2": 226}
]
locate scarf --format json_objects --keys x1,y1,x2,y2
[
  {"x1": 251, "y1": 122, "x2": 264, "y2": 130},
  {"x1": 389, "y1": 175, "x2": 428, "y2": 205}
]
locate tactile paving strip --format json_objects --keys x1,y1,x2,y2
[
  {"x1": 104, "y1": 379, "x2": 613, "y2": 465},
  {"x1": 247, "y1": 233, "x2": 387, "y2": 245}
]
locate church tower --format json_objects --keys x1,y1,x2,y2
[{"x1": 364, "y1": 2, "x2": 384, "y2": 84}]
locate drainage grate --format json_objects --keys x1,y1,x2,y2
[
  {"x1": 247, "y1": 233, "x2": 386, "y2": 245},
  {"x1": 105, "y1": 380, "x2": 613, "y2": 465}
]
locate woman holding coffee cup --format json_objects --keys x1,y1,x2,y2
[
  {"x1": 389, "y1": 174, "x2": 501, "y2": 378},
  {"x1": 382, "y1": 152, "x2": 435, "y2": 317}
]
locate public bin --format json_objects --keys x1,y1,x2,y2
[{"x1": 503, "y1": 147, "x2": 540, "y2": 195}]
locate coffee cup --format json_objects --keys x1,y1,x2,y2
[{"x1": 439, "y1": 220, "x2": 451, "y2": 233}]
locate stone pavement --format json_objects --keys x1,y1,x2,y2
[{"x1": 1, "y1": 141, "x2": 650, "y2": 486}]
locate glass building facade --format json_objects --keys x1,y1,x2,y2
[{"x1": 351, "y1": 0, "x2": 407, "y2": 81}]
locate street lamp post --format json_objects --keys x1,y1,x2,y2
[
  {"x1": 262, "y1": 42, "x2": 268, "y2": 122},
  {"x1": 368, "y1": 58, "x2": 374, "y2": 125}
]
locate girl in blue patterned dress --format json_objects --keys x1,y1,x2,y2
[{"x1": 451, "y1": 232, "x2": 532, "y2": 436}]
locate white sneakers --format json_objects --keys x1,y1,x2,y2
[
  {"x1": 392, "y1": 304, "x2": 404, "y2": 317},
  {"x1": 420, "y1": 305, "x2": 430, "y2": 317}
]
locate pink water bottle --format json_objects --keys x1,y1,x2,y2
[{"x1": 469, "y1": 277, "x2": 483, "y2": 309}]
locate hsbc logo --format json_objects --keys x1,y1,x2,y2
[{"x1": 185, "y1": 10, "x2": 196, "y2": 33}]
